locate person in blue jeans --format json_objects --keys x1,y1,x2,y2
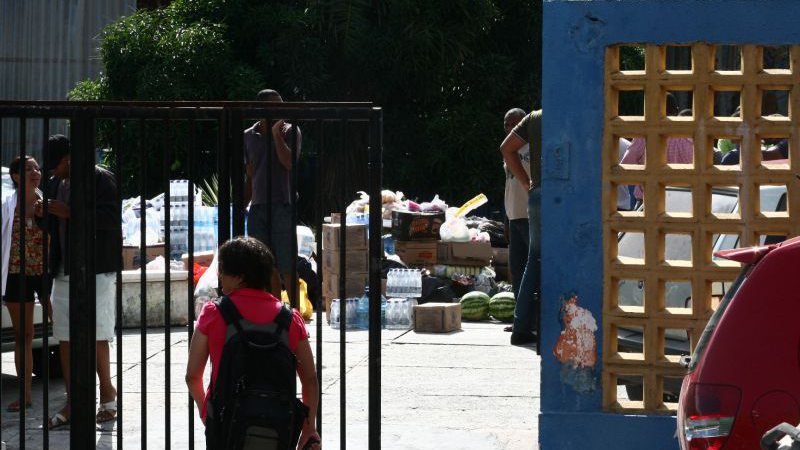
[
  {"x1": 501, "y1": 108, "x2": 531, "y2": 302},
  {"x1": 500, "y1": 110, "x2": 542, "y2": 346}
]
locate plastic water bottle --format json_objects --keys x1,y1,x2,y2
[
  {"x1": 381, "y1": 294, "x2": 387, "y2": 329},
  {"x1": 347, "y1": 298, "x2": 357, "y2": 329},
  {"x1": 356, "y1": 287, "x2": 370, "y2": 329},
  {"x1": 330, "y1": 299, "x2": 341, "y2": 329}
]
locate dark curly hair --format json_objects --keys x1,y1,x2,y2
[
  {"x1": 8, "y1": 156, "x2": 38, "y2": 189},
  {"x1": 218, "y1": 236, "x2": 275, "y2": 290}
]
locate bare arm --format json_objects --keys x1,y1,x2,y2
[
  {"x1": 185, "y1": 331, "x2": 210, "y2": 421},
  {"x1": 500, "y1": 132, "x2": 531, "y2": 190},
  {"x1": 295, "y1": 338, "x2": 320, "y2": 449},
  {"x1": 46, "y1": 200, "x2": 70, "y2": 219},
  {"x1": 272, "y1": 120, "x2": 294, "y2": 171}
]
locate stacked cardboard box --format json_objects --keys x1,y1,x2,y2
[
  {"x1": 391, "y1": 211, "x2": 443, "y2": 267},
  {"x1": 321, "y1": 223, "x2": 369, "y2": 322}
]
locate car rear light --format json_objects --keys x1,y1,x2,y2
[
  {"x1": 684, "y1": 415, "x2": 734, "y2": 449},
  {"x1": 681, "y1": 384, "x2": 741, "y2": 450}
]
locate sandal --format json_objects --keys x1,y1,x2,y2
[
  {"x1": 6, "y1": 400, "x2": 32, "y2": 412},
  {"x1": 48, "y1": 412, "x2": 70, "y2": 430},
  {"x1": 503, "y1": 326, "x2": 513, "y2": 332},
  {"x1": 96, "y1": 400, "x2": 117, "y2": 424}
]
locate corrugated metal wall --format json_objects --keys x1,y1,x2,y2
[{"x1": 0, "y1": 0, "x2": 135, "y2": 165}]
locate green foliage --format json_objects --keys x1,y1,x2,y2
[
  {"x1": 199, "y1": 174, "x2": 219, "y2": 206},
  {"x1": 71, "y1": 0, "x2": 542, "y2": 217}
]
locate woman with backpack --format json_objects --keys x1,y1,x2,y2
[{"x1": 186, "y1": 236, "x2": 321, "y2": 450}]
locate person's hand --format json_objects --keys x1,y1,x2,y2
[
  {"x1": 47, "y1": 200, "x2": 70, "y2": 219},
  {"x1": 272, "y1": 120, "x2": 287, "y2": 137},
  {"x1": 33, "y1": 199, "x2": 44, "y2": 218},
  {"x1": 297, "y1": 429, "x2": 321, "y2": 450}
]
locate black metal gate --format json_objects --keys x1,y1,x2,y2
[{"x1": 0, "y1": 100, "x2": 384, "y2": 449}]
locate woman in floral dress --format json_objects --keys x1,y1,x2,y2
[{"x1": 1, "y1": 156, "x2": 46, "y2": 412}]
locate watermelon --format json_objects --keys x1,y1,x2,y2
[
  {"x1": 460, "y1": 291, "x2": 490, "y2": 321},
  {"x1": 489, "y1": 292, "x2": 516, "y2": 322}
]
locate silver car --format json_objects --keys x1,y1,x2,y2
[{"x1": 616, "y1": 185, "x2": 787, "y2": 400}]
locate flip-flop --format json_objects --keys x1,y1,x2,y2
[
  {"x1": 6, "y1": 400, "x2": 32, "y2": 412},
  {"x1": 96, "y1": 400, "x2": 117, "y2": 424},
  {"x1": 48, "y1": 413, "x2": 70, "y2": 430}
]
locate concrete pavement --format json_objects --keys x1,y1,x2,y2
[{"x1": 0, "y1": 319, "x2": 540, "y2": 449}]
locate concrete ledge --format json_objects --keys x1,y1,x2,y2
[{"x1": 120, "y1": 270, "x2": 190, "y2": 328}]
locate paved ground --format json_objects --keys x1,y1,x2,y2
[{"x1": 0, "y1": 319, "x2": 540, "y2": 449}]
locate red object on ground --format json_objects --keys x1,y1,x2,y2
[
  {"x1": 193, "y1": 263, "x2": 208, "y2": 285},
  {"x1": 678, "y1": 236, "x2": 800, "y2": 450}
]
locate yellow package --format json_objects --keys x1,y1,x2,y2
[{"x1": 281, "y1": 278, "x2": 314, "y2": 321}]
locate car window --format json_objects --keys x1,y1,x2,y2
[
  {"x1": 665, "y1": 189, "x2": 692, "y2": 213},
  {"x1": 711, "y1": 191, "x2": 738, "y2": 214},
  {"x1": 688, "y1": 265, "x2": 750, "y2": 371}
]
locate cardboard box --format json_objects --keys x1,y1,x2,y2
[
  {"x1": 321, "y1": 249, "x2": 369, "y2": 274},
  {"x1": 395, "y1": 240, "x2": 438, "y2": 266},
  {"x1": 321, "y1": 271, "x2": 368, "y2": 299},
  {"x1": 414, "y1": 303, "x2": 461, "y2": 333},
  {"x1": 122, "y1": 244, "x2": 166, "y2": 270},
  {"x1": 322, "y1": 223, "x2": 367, "y2": 250},
  {"x1": 437, "y1": 241, "x2": 492, "y2": 266},
  {"x1": 491, "y1": 247, "x2": 509, "y2": 265},
  {"x1": 391, "y1": 211, "x2": 445, "y2": 241}
]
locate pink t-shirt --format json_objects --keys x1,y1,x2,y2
[{"x1": 195, "y1": 288, "x2": 309, "y2": 419}]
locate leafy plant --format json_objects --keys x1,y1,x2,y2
[
  {"x1": 70, "y1": 0, "x2": 543, "y2": 220},
  {"x1": 199, "y1": 174, "x2": 219, "y2": 206}
]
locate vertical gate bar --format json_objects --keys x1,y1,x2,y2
[
  {"x1": 187, "y1": 117, "x2": 197, "y2": 450},
  {"x1": 114, "y1": 118, "x2": 124, "y2": 450},
  {"x1": 314, "y1": 119, "x2": 324, "y2": 434},
  {"x1": 338, "y1": 117, "x2": 347, "y2": 450},
  {"x1": 41, "y1": 117, "x2": 51, "y2": 450},
  {"x1": 17, "y1": 117, "x2": 28, "y2": 450},
  {"x1": 218, "y1": 111, "x2": 231, "y2": 245},
  {"x1": 229, "y1": 110, "x2": 245, "y2": 237},
  {"x1": 70, "y1": 110, "x2": 97, "y2": 449},
  {"x1": 139, "y1": 118, "x2": 148, "y2": 448},
  {"x1": 289, "y1": 122, "x2": 299, "y2": 309},
  {"x1": 367, "y1": 108, "x2": 384, "y2": 450},
  {"x1": 265, "y1": 115, "x2": 273, "y2": 258},
  {"x1": 163, "y1": 117, "x2": 172, "y2": 450}
]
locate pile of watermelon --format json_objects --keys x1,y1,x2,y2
[{"x1": 459, "y1": 291, "x2": 515, "y2": 322}]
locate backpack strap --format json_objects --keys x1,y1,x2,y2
[
  {"x1": 214, "y1": 295, "x2": 245, "y2": 334},
  {"x1": 274, "y1": 304, "x2": 293, "y2": 335}
]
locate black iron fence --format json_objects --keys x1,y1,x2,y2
[{"x1": 0, "y1": 101, "x2": 384, "y2": 449}]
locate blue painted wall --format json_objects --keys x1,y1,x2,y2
[{"x1": 540, "y1": 1, "x2": 800, "y2": 449}]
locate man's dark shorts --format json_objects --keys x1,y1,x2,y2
[{"x1": 247, "y1": 203, "x2": 294, "y2": 274}]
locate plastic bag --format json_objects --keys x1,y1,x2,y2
[
  {"x1": 419, "y1": 194, "x2": 447, "y2": 213},
  {"x1": 145, "y1": 255, "x2": 166, "y2": 270},
  {"x1": 439, "y1": 217, "x2": 471, "y2": 242},
  {"x1": 281, "y1": 278, "x2": 314, "y2": 321},
  {"x1": 194, "y1": 252, "x2": 219, "y2": 317}
]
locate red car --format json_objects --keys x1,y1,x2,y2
[{"x1": 678, "y1": 236, "x2": 800, "y2": 450}]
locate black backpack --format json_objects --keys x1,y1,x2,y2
[{"x1": 205, "y1": 295, "x2": 308, "y2": 450}]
